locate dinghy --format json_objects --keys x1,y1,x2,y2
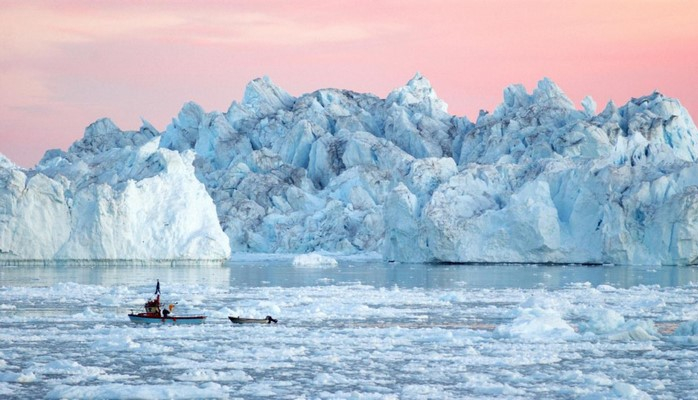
[{"x1": 229, "y1": 315, "x2": 278, "y2": 324}]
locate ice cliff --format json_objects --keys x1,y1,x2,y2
[
  {"x1": 0, "y1": 120, "x2": 230, "y2": 260},
  {"x1": 2, "y1": 73, "x2": 698, "y2": 264}
]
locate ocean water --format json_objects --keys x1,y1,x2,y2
[{"x1": 1, "y1": 259, "x2": 698, "y2": 399}]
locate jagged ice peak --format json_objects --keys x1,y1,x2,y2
[{"x1": 3, "y1": 73, "x2": 698, "y2": 265}]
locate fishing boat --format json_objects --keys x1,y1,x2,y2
[
  {"x1": 229, "y1": 315, "x2": 278, "y2": 324},
  {"x1": 128, "y1": 282, "x2": 206, "y2": 325}
]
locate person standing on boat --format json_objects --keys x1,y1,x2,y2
[{"x1": 155, "y1": 279, "x2": 160, "y2": 295}]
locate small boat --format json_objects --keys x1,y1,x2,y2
[
  {"x1": 229, "y1": 315, "x2": 278, "y2": 324},
  {"x1": 128, "y1": 282, "x2": 206, "y2": 325},
  {"x1": 128, "y1": 312, "x2": 206, "y2": 325}
]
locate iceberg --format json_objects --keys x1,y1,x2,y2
[
  {"x1": 2, "y1": 74, "x2": 698, "y2": 264},
  {"x1": 0, "y1": 119, "x2": 230, "y2": 261}
]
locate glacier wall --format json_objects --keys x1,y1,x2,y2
[{"x1": 2, "y1": 74, "x2": 698, "y2": 264}]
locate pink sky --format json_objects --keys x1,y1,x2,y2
[{"x1": 2, "y1": 0, "x2": 697, "y2": 168}]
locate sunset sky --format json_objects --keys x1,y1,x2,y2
[{"x1": 2, "y1": 0, "x2": 697, "y2": 168}]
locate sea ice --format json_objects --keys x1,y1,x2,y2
[{"x1": 2, "y1": 261, "x2": 698, "y2": 398}]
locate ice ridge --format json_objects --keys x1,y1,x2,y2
[{"x1": 2, "y1": 75, "x2": 698, "y2": 264}]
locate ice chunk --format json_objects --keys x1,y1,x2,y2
[
  {"x1": 494, "y1": 295, "x2": 577, "y2": 341},
  {"x1": 292, "y1": 253, "x2": 338, "y2": 268}
]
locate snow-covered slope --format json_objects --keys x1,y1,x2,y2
[{"x1": 3, "y1": 74, "x2": 698, "y2": 264}]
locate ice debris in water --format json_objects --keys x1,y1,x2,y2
[{"x1": 292, "y1": 253, "x2": 338, "y2": 268}]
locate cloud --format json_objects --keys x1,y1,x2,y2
[
  {"x1": 0, "y1": 3, "x2": 402, "y2": 57},
  {"x1": 0, "y1": 69, "x2": 52, "y2": 109},
  {"x1": 0, "y1": 4, "x2": 181, "y2": 57},
  {"x1": 178, "y1": 12, "x2": 380, "y2": 46}
]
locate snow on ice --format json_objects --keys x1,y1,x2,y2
[{"x1": 2, "y1": 74, "x2": 698, "y2": 264}]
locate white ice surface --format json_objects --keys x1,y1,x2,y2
[
  {"x1": 1, "y1": 262, "x2": 698, "y2": 399},
  {"x1": 292, "y1": 253, "x2": 339, "y2": 268}
]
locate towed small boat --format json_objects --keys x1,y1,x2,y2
[
  {"x1": 229, "y1": 315, "x2": 278, "y2": 324},
  {"x1": 128, "y1": 282, "x2": 206, "y2": 325}
]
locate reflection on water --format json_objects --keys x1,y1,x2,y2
[
  {"x1": 1, "y1": 259, "x2": 697, "y2": 289},
  {"x1": 227, "y1": 261, "x2": 698, "y2": 289},
  {"x1": 0, "y1": 261, "x2": 230, "y2": 289}
]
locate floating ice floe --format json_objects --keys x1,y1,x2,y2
[
  {"x1": 292, "y1": 253, "x2": 339, "y2": 268},
  {"x1": 494, "y1": 295, "x2": 578, "y2": 341}
]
